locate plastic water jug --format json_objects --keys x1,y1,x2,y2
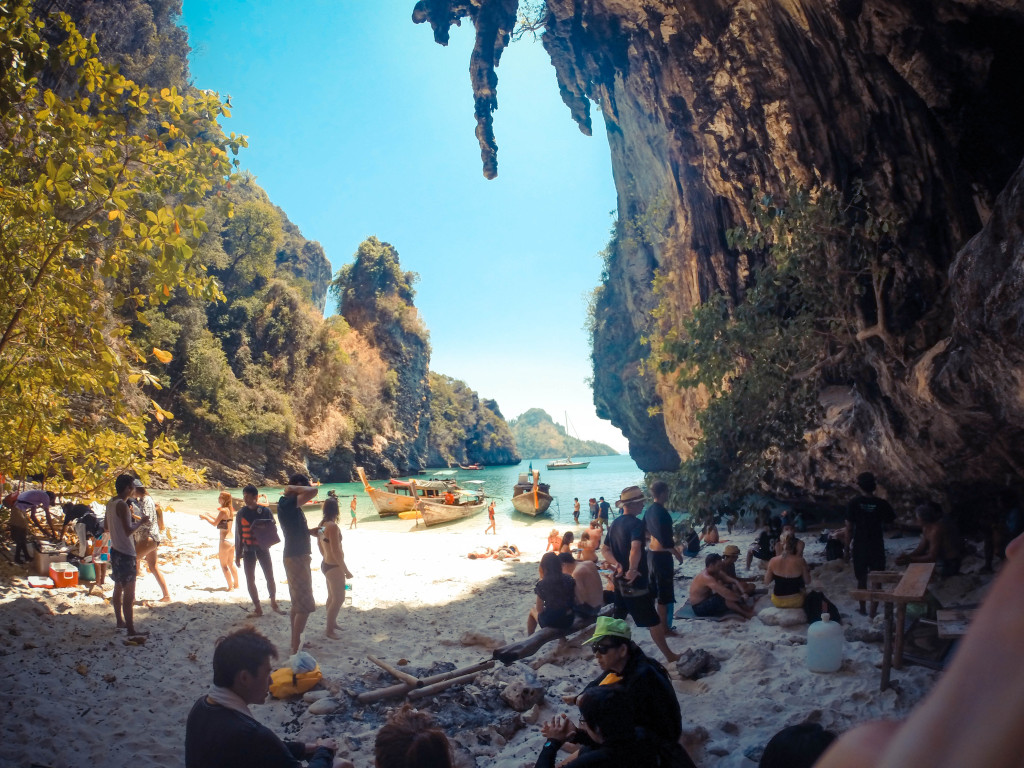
[{"x1": 807, "y1": 613, "x2": 843, "y2": 672}]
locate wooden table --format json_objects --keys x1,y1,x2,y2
[{"x1": 850, "y1": 562, "x2": 935, "y2": 691}]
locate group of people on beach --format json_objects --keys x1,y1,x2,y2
[{"x1": 198, "y1": 477, "x2": 355, "y2": 653}]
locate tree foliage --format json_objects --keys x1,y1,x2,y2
[
  {"x1": 0, "y1": 0, "x2": 243, "y2": 496},
  {"x1": 650, "y1": 183, "x2": 902, "y2": 514},
  {"x1": 508, "y1": 408, "x2": 618, "y2": 460},
  {"x1": 427, "y1": 373, "x2": 519, "y2": 466}
]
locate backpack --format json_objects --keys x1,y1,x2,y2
[
  {"x1": 250, "y1": 514, "x2": 280, "y2": 548},
  {"x1": 804, "y1": 590, "x2": 842, "y2": 624}
]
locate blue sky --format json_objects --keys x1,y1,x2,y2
[{"x1": 181, "y1": 1, "x2": 626, "y2": 451}]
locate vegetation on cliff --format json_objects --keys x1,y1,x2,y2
[
  {"x1": 647, "y1": 184, "x2": 900, "y2": 515},
  {"x1": 426, "y1": 374, "x2": 519, "y2": 467},
  {"x1": 0, "y1": 0, "x2": 239, "y2": 495},
  {"x1": 0, "y1": 0, "x2": 519, "y2": 493},
  {"x1": 509, "y1": 409, "x2": 617, "y2": 459}
]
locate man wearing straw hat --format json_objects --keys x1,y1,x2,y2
[{"x1": 601, "y1": 485, "x2": 680, "y2": 663}]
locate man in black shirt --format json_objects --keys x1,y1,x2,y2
[
  {"x1": 185, "y1": 627, "x2": 343, "y2": 768},
  {"x1": 278, "y1": 475, "x2": 319, "y2": 654},
  {"x1": 601, "y1": 485, "x2": 679, "y2": 663},
  {"x1": 645, "y1": 480, "x2": 683, "y2": 636},
  {"x1": 845, "y1": 472, "x2": 896, "y2": 614}
]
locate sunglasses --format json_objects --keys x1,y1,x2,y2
[{"x1": 592, "y1": 642, "x2": 617, "y2": 655}]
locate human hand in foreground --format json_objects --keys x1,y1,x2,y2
[
  {"x1": 307, "y1": 738, "x2": 337, "y2": 755},
  {"x1": 817, "y1": 533, "x2": 1024, "y2": 768},
  {"x1": 541, "y1": 713, "x2": 578, "y2": 742}
]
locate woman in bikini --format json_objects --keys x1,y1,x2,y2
[
  {"x1": 200, "y1": 491, "x2": 239, "y2": 590},
  {"x1": 579, "y1": 530, "x2": 599, "y2": 562},
  {"x1": 765, "y1": 532, "x2": 811, "y2": 609},
  {"x1": 559, "y1": 530, "x2": 575, "y2": 554},
  {"x1": 317, "y1": 497, "x2": 353, "y2": 639}
]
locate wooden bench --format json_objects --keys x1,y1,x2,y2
[{"x1": 850, "y1": 562, "x2": 935, "y2": 691}]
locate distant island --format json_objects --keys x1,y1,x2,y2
[{"x1": 508, "y1": 409, "x2": 619, "y2": 459}]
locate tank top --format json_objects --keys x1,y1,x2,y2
[
  {"x1": 772, "y1": 573, "x2": 805, "y2": 597},
  {"x1": 106, "y1": 497, "x2": 136, "y2": 556}
]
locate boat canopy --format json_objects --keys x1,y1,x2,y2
[
  {"x1": 412, "y1": 479, "x2": 459, "y2": 491},
  {"x1": 461, "y1": 480, "x2": 486, "y2": 486},
  {"x1": 430, "y1": 470, "x2": 458, "y2": 478}
]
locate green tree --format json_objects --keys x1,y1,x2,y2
[
  {"x1": 0, "y1": 1, "x2": 244, "y2": 496},
  {"x1": 649, "y1": 183, "x2": 901, "y2": 513}
]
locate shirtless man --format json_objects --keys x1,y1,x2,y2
[
  {"x1": 559, "y1": 552, "x2": 604, "y2": 618},
  {"x1": 895, "y1": 502, "x2": 963, "y2": 576},
  {"x1": 688, "y1": 553, "x2": 754, "y2": 619},
  {"x1": 719, "y1": 545, "x2": 756, "y2": 596}
]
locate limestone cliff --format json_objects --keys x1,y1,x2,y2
[{"x1": 413, "y1": 0, "x2": 1024, "y2": 506}]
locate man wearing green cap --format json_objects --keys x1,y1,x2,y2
[{"x1": 576, "y1": 616, "x2": 696, "y2": 768}]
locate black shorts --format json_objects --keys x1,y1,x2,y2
[
  {"x1": 691, "y1": 594, "x2": 727, "y2": 617},
  {"x1": 648, "y1": 551, "x2": 676, "y2": 605},
  {"x1": 538, "y1": 607, "x2": 574, "y2": 630},
  {"x1": 853, "y1": 547, "x2": 886, "y2": 588},
  {"x1": 110, "y1": 548, "x2": 137, "y2": 585},
  {"x1": 613, "y1": 590, "x2": 660, "y2": 628}
]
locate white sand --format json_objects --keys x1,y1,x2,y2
[{"x1": 0, "y1": 504, "x2": 999, "y2": 767}]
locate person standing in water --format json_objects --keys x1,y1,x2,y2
[{"x1": 349, "y1": 495, "x2": 358, "y2": 530}]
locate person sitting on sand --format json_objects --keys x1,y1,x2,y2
[
  {"x1": 559, "y1": 530, "x2": 575, "y2": 554},
  {"x1": 765, "y1": 534, "x2": 811, "y2": 609},
  {"x1": 700, "y1": 520, "x2": 720, "y2": 545},
  {"x1": 185, "y1": 627, "x2": 345, "y2": 768},
  {"x1": 559, "y1": 552, "x2": 604, "y2": 618},
  {"x1": 528, "y1": 552, "x2": 578, "y2": 635},
  {"x1": 317, "y1": 497, "x2": 354, "y2": 640},
  {"x1": 546, "y1": 529, "x2": 561, "y2": 552},
  {"x1": 746, "y1": 517, "x2": 782, "y2": 570},
  {"x1": 774, "y1": 524, "x2": 805, "y2": 557},
  {"x1": 719, "y1": 545, "x2": 756, "y2": 596},
  {"x1": 576, "y1": 617, "x2": 697, "y2": 768},
  {"x1": 536, "y1": 685, "x2": 657, "y2": 768},
  {"x1": 200, "y1": 491, "x2": 239, "y2": 591},
  {"x1": 689, "y1": 554, "x2": 754, "y2": 618},
  {"x1": 682, "y1": 527, "x2": 701, "y2": 557},
  {"x1": 588, "y1": 518, "x2": 603, "y2": 548},
  {"x1": 374, "y1": 704, "x2": 453, "y2": 768},
  {"x1": 579, "y1": 530, "x2": 599, "y2": 562},
  {"x1": 895, "y1": 501, "x2": 963, "y2": 576},
  {"x1": 235, "y1": 485, "x2": 282, "y2": 618}
]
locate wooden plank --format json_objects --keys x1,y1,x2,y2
[
  {"x1": 368, "y1": 655, "x2": 422, "y2": 687},
  {"x1": 867, "y1": 571, "x2": 902, "y2": 584},
  {"x1": 881, "y1": 602, "x2": 894, "y2": 691},
  {"x1": 893, "y1": 562, "x2": 935, "y2": 598},
  {"x1": 937, "y1": 608, "x2": 976, "y2": 638}
]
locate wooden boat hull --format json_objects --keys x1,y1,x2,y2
[
  {"x1": 416, "y1": 499, "x2": 486, "y2": 527},
  {"x1": 357, "y1": 466, "x2": 416, "y2": 517},
  {"x1": 511, "y1": 489, "x2": 553, "y2": 516}
]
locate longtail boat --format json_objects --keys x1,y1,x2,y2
[
  {"x1": 511, "y1": 470, "x2": 553, "y2": 516},
  {"x1": 356, "y1": 466, "x2": 457, "y2": 517}
]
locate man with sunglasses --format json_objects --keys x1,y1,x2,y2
[
  {"x1": 577, "y1": 617, "x2": 696, "y2": 768},
  {"x1": 601, "y1": 485, "x2": 679, "y2": 663}
]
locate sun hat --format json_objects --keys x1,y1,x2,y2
[
  {"x1": 723, "y1": 545, "x2": 741, "y2": 556},
  {"x1": 614, "y1": 485, "x2": 647, "y2": 509},
  {"x1": 583, "y1": 616, "x2": 632, "y2": 645}
]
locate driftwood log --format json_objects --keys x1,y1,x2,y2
[
  {"x1": 492, "y1": 607, "x2": 613, "y2": 665},
  {"x1": 367, "y1": 655, "x2": 421, "y2": 687},
  {"x1": 355, "y1": 659, "x2": 495, "y2": 704}
]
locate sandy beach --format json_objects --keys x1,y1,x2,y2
[{"x1": 0, "y1": 500, "x2": 1001, "y2": 768}]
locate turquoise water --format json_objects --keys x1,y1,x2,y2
[{"x1": 159, "y1": 454, "x2": 645, "y2": 531}]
